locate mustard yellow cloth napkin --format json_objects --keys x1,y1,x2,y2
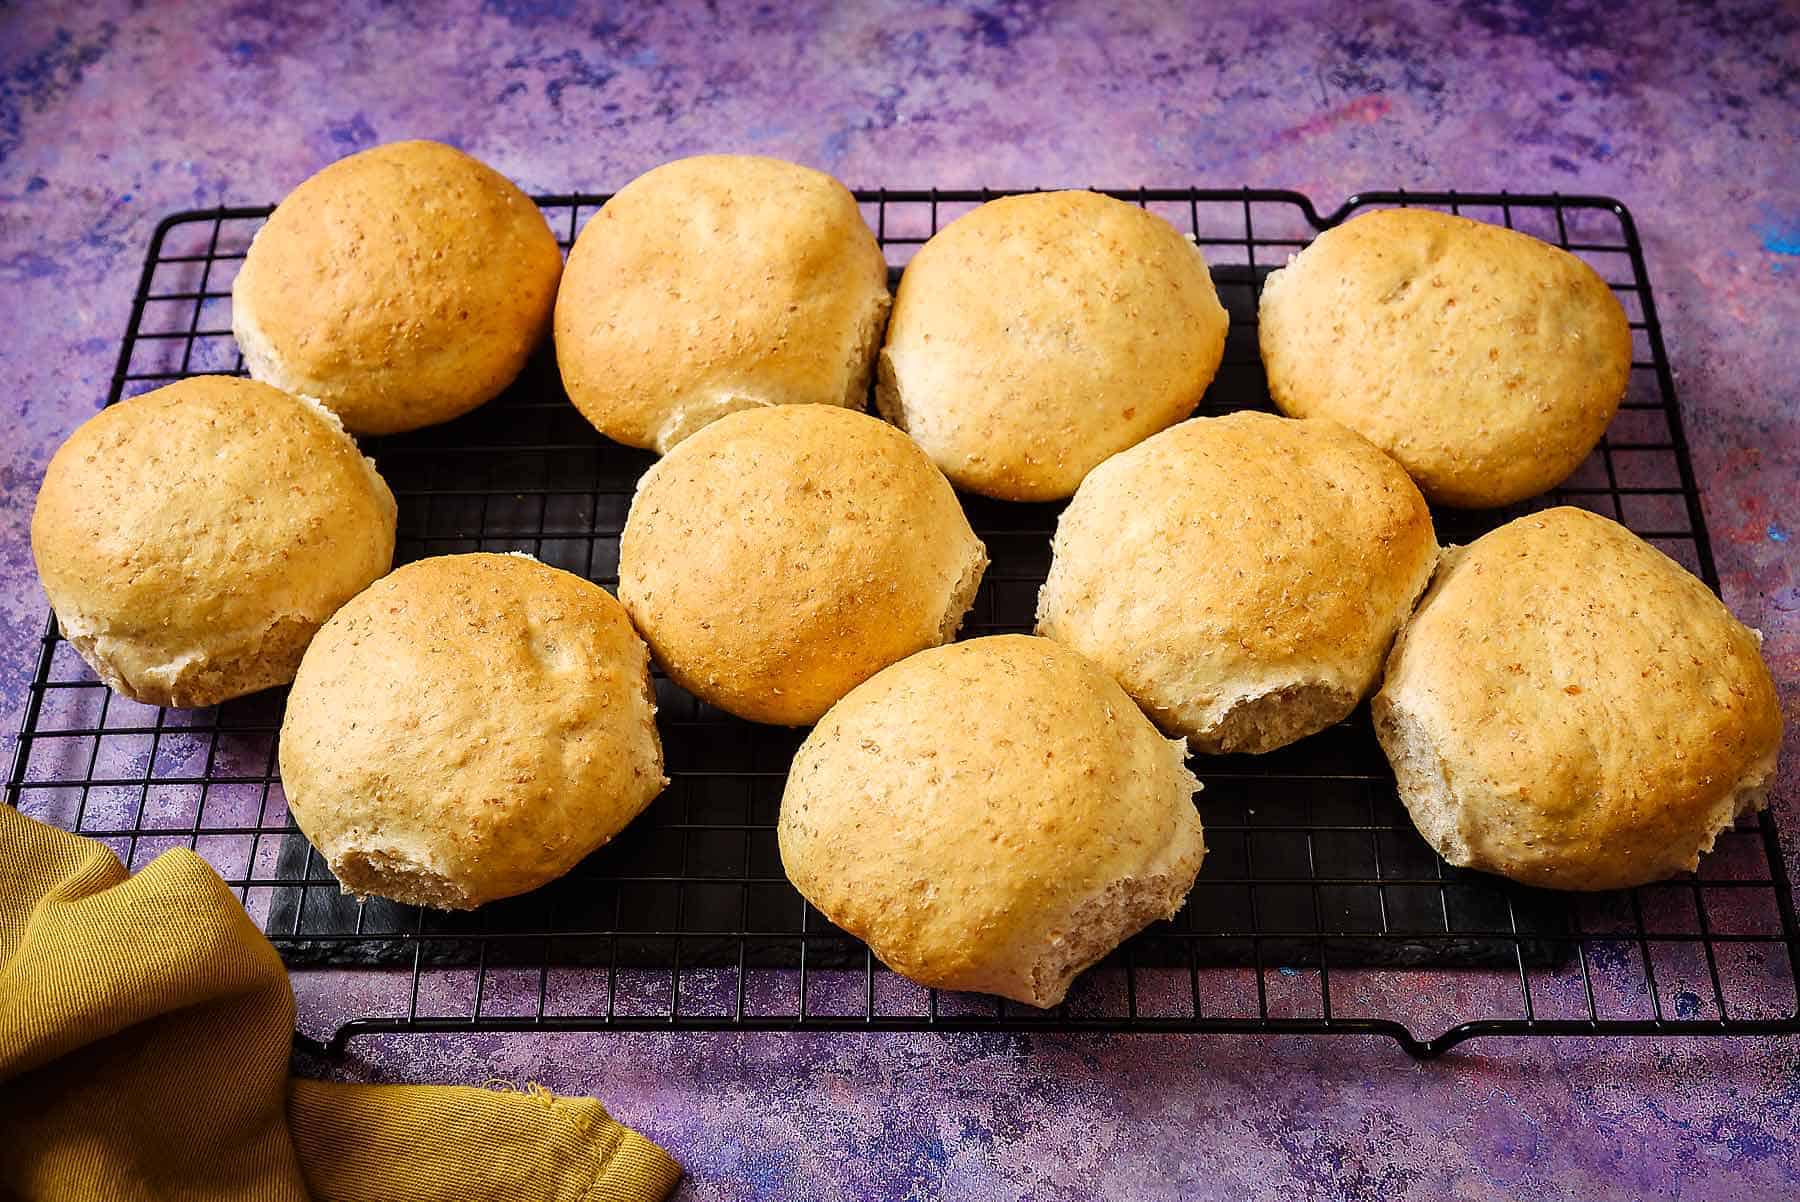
[{"x1": 0, "y1": 804, "x2": 681, "y2": 1201}]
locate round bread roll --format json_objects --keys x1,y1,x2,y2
[
  {"x1": 31, "y1": 376, "x2": 396, "y2": 709},
  {"x1": 779, "y1": 635, "x2": 1204, "y2": 1007},
  {"x1": 876, "y1": 190, "x2": 1228, "y2": 501},
  {"x1": 555, "y1": 154, "x2": 890, "y2": 453},
  {"x1": 279, "y1": 553, "x2": 665, "y2": 909},
  {"x1": 1259, "y1": 208, "x2": 1631, "y2": 508},
  {"x1": 618, "y1": 405, "x2": 987, "y2": 726},
  {"x1": 1037, "y1": 412, "x2": 1437, "y2": 754},
  {"x1": 1374, "y1": 507, "x2": 1783, "y2": 891},
  {"x1": 232, "y1": 139, "x2": 563, "y2": 435}
]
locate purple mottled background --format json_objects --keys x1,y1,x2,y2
[{"x1": 2, "y1": 1, "x2": 1797, "y2": 1198}]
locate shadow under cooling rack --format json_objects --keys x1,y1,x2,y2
[{"x1": 8, "y1": 187, "x2": 1800, "y2": 1060}]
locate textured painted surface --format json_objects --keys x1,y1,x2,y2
[{"x1": 3, "y1": 1, "x2": 1797, "y2": 1198}]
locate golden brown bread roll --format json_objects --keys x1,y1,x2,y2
[
  {"x1": 779, "y1": 635, "x2": 1205, "y2": 1008},
  {"x1": 31, "y1": 376, "x2": 396, "y2": 708},
  {"x1": 618, "y1": 405, "x2": 986, "y2": 726},
  {"x1": 555, "y1": 154, "x2": 891, "y2": 453},
  {"x1": 232, "y1": 139, "x2": 563, "y2": 435},
  {"x1": 1037, "y1": 412, "x2": 1437, "y2": 753},
  {"x1": 279, "y1": 553, "x2": 665, "y2": 910},
  {"x1": 1374, "y1": 507, "x2": 1783, "y2": 890},
  {"x1": 1259, "y1": 208, "x2": 1631, "y2": 508},
  {"x1": 877, "y1": 190, "x2": 1228, "y2": 501}
]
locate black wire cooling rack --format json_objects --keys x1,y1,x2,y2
[{"x1": 8, "y1": 188, "x2": 1798, "y2": 1059}]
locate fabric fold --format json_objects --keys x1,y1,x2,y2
[
  {"x1": 0, "y1": 804, "x2": 681, "y2": 1202},
  {"x1": 289, "y1": 1080, "x2": 683, "y2": 1202}
]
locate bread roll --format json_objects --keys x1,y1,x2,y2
[
  {"x1": 618, "y1": 405, "x2": 986, "y2": 726},
  {"x1": 1259, "y1": 208, "x2": 1631, "y2": 508},
  {"x1": 1037, "y1": 412, "x2": 1437, "y2": 754},
  {"x1": 31, "y1": 376, "x2": 396, "y2": 708},
  {"x1": 279, "y1": 553, "x2": 665, "y2": 909},
  {"x1": 779, "y1": 635, "x2": 1205, "y2": 1008},
  {"x1": 1374, "y1": 507, "x2": 1783, "y2": 891},
  {"x1": 232, "y1": 139, "x2": 562, "y2": 435},
  {"x1": 555, "y1": 154, "x2": 890, "y2": 453},
  {"x1": 876, "y1": 190, "x2": 1228, "y2": 501}
]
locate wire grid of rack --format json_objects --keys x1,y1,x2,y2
[{"x1": 8, "y1": 188, "x2": 1798, "y2": 1059}]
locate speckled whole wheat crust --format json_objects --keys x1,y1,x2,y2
[
  {"x1": 1036, "y1": 412, "x2": 1438, "y2": 754},
  {"x1": 231, "y1": 139, "x2": 563, "y2": 436},
  {"x1": 30, "y1": 375, "x2": 397, "y2": 709},
  {"x1": 554, "y1": 154, "x2": 891, "y2": 454},
  {"x1": 778, "y1": 635, "x2": 1206, "y2": 1009},
  {"x1": 618, "y1": 405, "x2": 987, "y2": 726},
  {"x1": 1258, "y1": 208, "x2": 1632, "y2": 508},
  {"x1": 1372, "y1": 508, "x2": 1784, "y2": 891},
  {"x1": 279, "y1": 553, "x2": 666, "y2": 910},
  {"x1": 876, "y1": 190, "x2": 1229, "y2": 502}
]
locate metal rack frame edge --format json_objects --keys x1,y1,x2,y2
[{"x1": 8, "y1": 188, "x2": 1798, "y2": 1063}]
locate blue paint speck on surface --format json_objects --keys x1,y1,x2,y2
[
  {"x1": 911, "y1": 1132, "x2": 949, "y2": 1172},
  {"x1": 327, "y1": 113, "x2": 377, "y2": 148},
  {"x1": 1708, "y1": 1115, "x2": 1785, "y2": 1162},
  {"x1": 533, "y1": 49, "x2": 617, "y2": 109},
  {"x1": 970, "y1": 10, "x2": 1012, "y2": 47},
  {"x1": 227, "y1": 40, "x2": 259, "y2": 64},
  {"x1": 1673, "y1": 990, "x2": 1704, "y2": 1019},
  {"x1": 957, "y1": 1115, "x2": 993, "y2": 1147},
  {"x1": 0, "y1": 251, "x2": 61, "y2": 280},
  {"x1": 25, "y1": 176, "x2": 47, "y2": 192},
  {"x1": 1769, "y1": 522, "x2": 1790, "y2": 543},
  {"x1": 0, "y1": 22, "x2": 119, "y2": 164},
  {"x1": 481, "y1": 0, "x2": 575, "y2": 26},
  {"x1": 1757, "y1": 204, "x2": 1800, "y2": 255}
]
